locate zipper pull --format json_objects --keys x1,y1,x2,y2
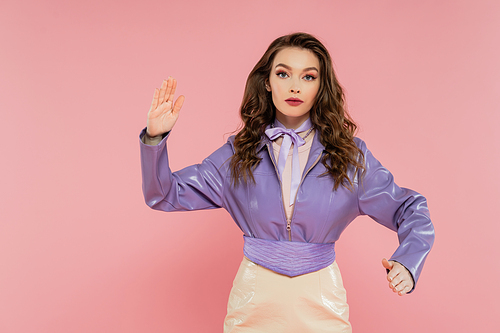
[{"x1": 286, "y1": 219, "x2": 291, "y2": 231}]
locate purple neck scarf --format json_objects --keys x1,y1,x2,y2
[{"x1": 265, "y1": 118, "x2": 313, "y2": 206}]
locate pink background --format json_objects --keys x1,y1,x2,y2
[{"x1": 1, "y1": 0, "x2": 499, "y2": 332}]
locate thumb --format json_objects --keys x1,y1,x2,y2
[{"x1": 382, "y1": 258, "x2": 393, "y2": 271}]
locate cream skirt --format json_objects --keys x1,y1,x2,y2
[{"x1": 223, "y1": 257, "x2": 351, "y2": 333}]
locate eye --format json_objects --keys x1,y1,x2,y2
[
  {"x1": 303, "y1": 74, "x2": 317, "y2": 81},
  {"x1": 276, "y1": 71, "x2": 289, "y2": 79}
]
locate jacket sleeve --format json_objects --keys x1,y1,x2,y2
[
  {"x1": 139, "y1": 128, "x2": 231, "y2": 212},
  {"x1": 355, "y1": 138, "x2": 435, "y2": 292}
]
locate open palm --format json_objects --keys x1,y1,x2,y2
[{"x1": 147, "y1": 77, "x2": 185, "y2": 137}]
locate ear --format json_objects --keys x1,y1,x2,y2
[{"x1": 265, "y1": 79, "x2": 271, "y2": 92}]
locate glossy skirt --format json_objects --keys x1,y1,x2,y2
[{"x1": 223, "y1": 257, "x2": 351, "y2": 333}]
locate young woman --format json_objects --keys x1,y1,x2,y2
[{"x1": 140, "y1": 32, "x2": 434, "y2": 332}]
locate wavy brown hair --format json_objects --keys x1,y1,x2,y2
[{"x1": 230, "y1": 32, "x2": 364, "y2": 190}]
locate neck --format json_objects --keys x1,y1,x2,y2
[{"x1": 275, "y1": 114, "x2": 311, "y2": 130}]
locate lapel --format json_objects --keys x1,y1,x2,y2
[{"x1": 303, "y1": 130, "x2": 325, "y2": 175}]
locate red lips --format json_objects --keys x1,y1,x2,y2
[{"x1": 285, "y1": 97, "x2": 303, "y2": 106}]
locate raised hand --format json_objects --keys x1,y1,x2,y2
[
  {"x1": 382, "y1": 258, "x2": 414, "y2": 296},
  {"x1": 146, "y1": 77, "x2": 185, "y2": 138}
]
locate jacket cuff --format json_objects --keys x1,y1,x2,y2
[{"x1": 139, "y1": 127, "x2": 170, "y2": 147}]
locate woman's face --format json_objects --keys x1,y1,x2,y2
[{"x1": 266, "y1": 47, "x2": 320, "y2": 129}]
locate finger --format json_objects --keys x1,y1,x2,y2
[
  {"x1": 382, "y1": 258, "x2": 393, "y2": 271},
  {"x1": 389, "y1": 261, "x2": 413, "y2": 283},
  {"x1": 172, "y1": 95, "x2": 185, "y2": 115},
  {"x1": 393, "y1": 280, "x2": 407, "y2": 293},
  {"x1": 390, "y1": 280, "x2": 404, "y2": 294},
  {"x1": 389, "y1": 273, "x2": 404, "y2": 289},
  {"x1": 387, "y1": 260, "x2": 407, "y2": 283},
  {"x1": 158, "y1": 79, "x2": 168, "y2": 104},
  {"x1": 164, "y1": 77, "x2": 173, "y2": 104},
  {"x1": 150, "y1": 88, "x2": 159, "y2": 111},
  {"x1": 389, "y1": 269, "x2": 403, "y2": 283},
  {"x1": 398, "y1": 285, "x2": 412, "y2": 296},
  {"x1": 382, "y1": 258, "x2": 396, "y2": 282},
  {"x1": 389, "y1": 265, "x2": 413, "y2": 294},
  {"x1": 396, "y1": 283, "x2": 411, "y2": 296},
  {"x1": 167, "y1": 78, "x2": 177, "y2": 104}
]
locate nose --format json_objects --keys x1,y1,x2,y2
[
  {"x1": 289, "y1": 77, "x2": 301, "y2": 94},
  {"x1": 289, "y1": 85, "x2": 301, "y2": 94}
]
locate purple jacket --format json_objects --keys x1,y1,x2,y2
[{"x1": 140, "y1": 128, "x2": 434, "y2": 290}]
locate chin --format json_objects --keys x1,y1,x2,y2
[{"x1": 278, "y1": 109, "x2": 310, "y2": 119}]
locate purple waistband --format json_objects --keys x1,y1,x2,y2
[{"x1": 243, "y1": 236, "x2": 336, "y2": 277}]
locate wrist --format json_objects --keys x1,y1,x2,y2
[
  {"x1": 145, "y1": 130, "x2": 163, "y2": 140},
  {"x1": 143, "y1": 129, "x2": 165, "y2": 146}
]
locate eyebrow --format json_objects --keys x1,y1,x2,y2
[{"x1": 275, "y1": 63, "x2": 319, "y2": 72}]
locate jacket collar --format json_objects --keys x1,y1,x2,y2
[
  {"x1": 256, "y1": 135, "x2": 270, "y2": 152},
  {"x1": 229, "y1": 127, "x2": 326, "y2": 167},
  {"x1": 257, "y1": 127, "x2": 325, "y2": 169},
  {"x1": 302, "y1": 129, "x2": 325, "y2": 172}
]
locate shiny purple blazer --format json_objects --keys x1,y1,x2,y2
[{"x1": 140, "y1": 128, "x2": 435, "y2": 290}]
